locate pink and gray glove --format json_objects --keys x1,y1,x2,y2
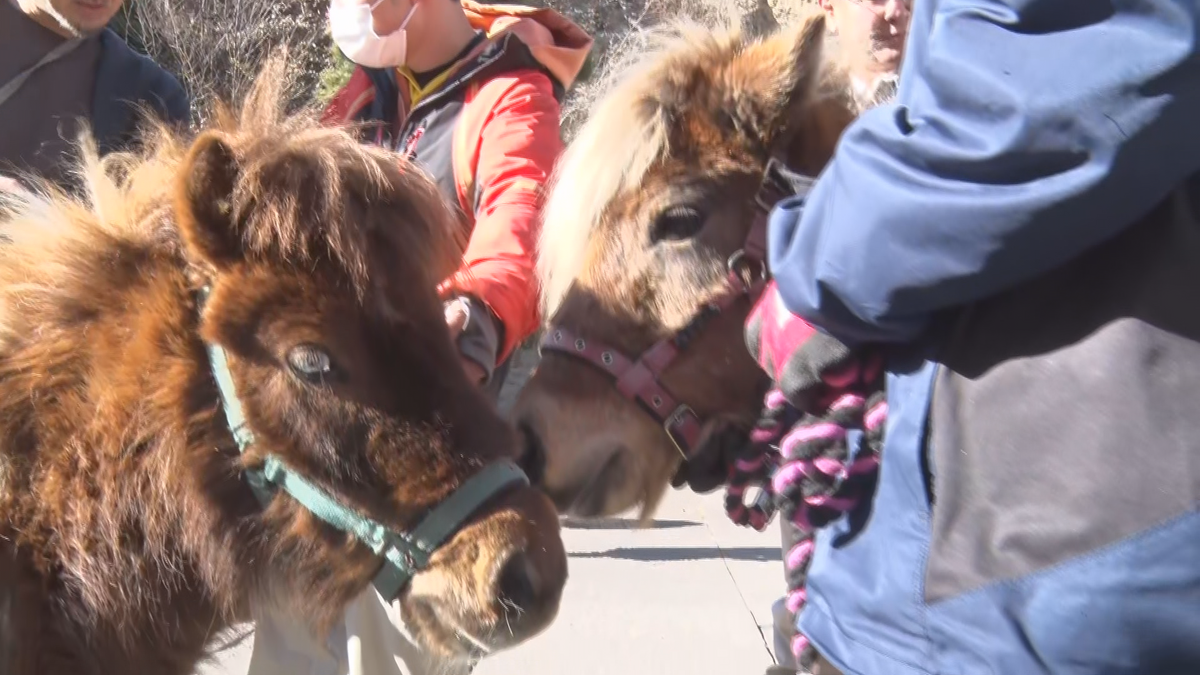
[
  {"x1": 744, "y1": 281, "x2": 869, "y2": 410},
  {"x1": 741, "y1": 280, "x2": 888, "y2": 672}
]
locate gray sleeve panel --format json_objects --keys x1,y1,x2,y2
[{"x1": 447, "y1": 295, "x2": 501, "y2": 385}]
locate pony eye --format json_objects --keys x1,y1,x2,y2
[
  {"x1": 650, "y1": 205, "x2": 706, "y2": 243},
  {"x1": 286, "y1": 344, "x2": 334, "y2": 382}
]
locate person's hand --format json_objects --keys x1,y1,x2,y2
[
  {"x1": 445, "y1": 298, "x2": 488, "y2": 385},
  {"x1": 744, "y1": 281, "x2": 863, "y2": 411}
]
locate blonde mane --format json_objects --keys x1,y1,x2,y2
[{"x1": 536, "y1": 12, "x2": 849, "y2": 320}]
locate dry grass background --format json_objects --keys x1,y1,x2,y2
[{"x1": 112, "y1": 0, "x2": 816, "y2": 135}]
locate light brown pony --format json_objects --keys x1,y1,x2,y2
[
  {"x1": 511, "y1": 13, "x2": 859, "y2": 519},
  {"x1": 0, "y1": 57, "x2": 566, "y2": 675}
]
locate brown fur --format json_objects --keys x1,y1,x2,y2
[
  {"x1": 513, "y1": 13, "x2": 858, "y2": 519},
  {"x1": 0, "y1": 55, "x2": 566, "y2": 675}
]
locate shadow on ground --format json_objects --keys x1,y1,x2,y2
[
  {"x1": 561, "y1": 517, "x2": 700, "y2": 530},
  {"x1": 570, "y1": 546, "x2": 782, "y2": 562}
]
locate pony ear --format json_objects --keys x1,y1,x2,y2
[
  {"x1": 736, "y1": 11, "x2": 827, "y2": 149},
  {"x1": 175, "y1": 131, "x2": 245, "y2": 269}
]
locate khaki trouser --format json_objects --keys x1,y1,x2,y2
[{"x1": 244, "y1": 587, "x2": 472, "y2": 675}]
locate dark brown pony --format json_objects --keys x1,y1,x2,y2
[
  {"x1": 0, "y1": 57, "x2": 566, "y2": 675},
  {"x1": 511, "y1": 13, "x2": 859, "y2": 519}
]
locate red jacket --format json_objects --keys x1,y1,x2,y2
[{"x1": 322, "y1": 2, "x2": 592, "y2": 363}]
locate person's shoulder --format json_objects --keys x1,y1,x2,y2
[
  {"x1": 460, "y1": 32, "x2": 564, "y2": 103},
  {"x1": 461, "y1": 2, "x2": 592, "y2": 93},
  {"x1": 96, "y1": 29, "x2": 189, "y2": 125},
  {"x1": 485, "y1": 66, "x2": 556, "y2": 98},
  {"x1": 467, "y1": 68, "x2": 560, "y2": 128}
]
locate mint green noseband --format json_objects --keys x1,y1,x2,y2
[{"x1": 199, "y1": 288, "x2": 529, "y2": 601}]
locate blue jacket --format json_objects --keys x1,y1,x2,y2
[
  {"x1": 767, "y1": 1, "x2": 1200, "y2": 673},
  {"x1": 93, "y1": 29, "x2": 189, "y2": 155}
]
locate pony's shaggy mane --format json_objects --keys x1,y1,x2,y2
[
  {"x1": 0, "y1": 53, "x2": 459, "y2": 352},
  {"x1": 535, "y1": 11, "x2": 849, "y2": 320}
]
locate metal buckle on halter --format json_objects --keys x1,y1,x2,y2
[
  {"x1": 727, "y1": 249, "x2": 767, "y2": 290},
  {"x1": 756, "y1": 156, "x2": 813, "y2": 213},
  {"x1": 663, "y1": 403, "x2": 699, "y2": 461},
  {"x1": 756, "y1": 156, "x2": 789, "y2": 212}
]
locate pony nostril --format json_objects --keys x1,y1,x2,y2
[
  {"x1": 516, "y1": 420, "x2": 546, "y2": 486},
  {"x1": 495, "y1": 551, "x2": 541, "y2": 615}
]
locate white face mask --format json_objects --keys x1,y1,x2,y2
[{"x1": 329, "y1": 0, "x2": 419, "y2": 69}]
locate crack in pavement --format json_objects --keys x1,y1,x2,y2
[{"x1": 701, "y1": 515, "x2": 778, "y2": 667}]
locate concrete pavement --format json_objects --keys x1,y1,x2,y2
[
  {"x1": 199, "y1": 488, "x2": 788, "y2": 675},
  {"x1": 477, "y1": 489, "x2": 787, "y2": 675}
]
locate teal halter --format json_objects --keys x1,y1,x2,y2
[{"x1": 199, "y1": 288, "x2": 529, "y2": 601}]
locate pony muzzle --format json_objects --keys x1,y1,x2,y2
[{"x1": 401, "y1": 480, "x2": 568, "y2": 657}]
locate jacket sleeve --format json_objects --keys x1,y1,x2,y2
[
  {"x1": 768, "y1": 0, "x2": 1200, "y2": 347},
  {"x1": 442, "y1": 72, "x2": 563, "y2": 362},
  {"x1": 157, "y1": 70, "x2": 190, "y2": 127},
  {"x1": 93, "y1": 31, "x2": 191, "y2": 151}
]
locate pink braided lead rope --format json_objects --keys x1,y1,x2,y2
[
  {"x1": 724, "y1": 363, "x2": 887, "y2": 671},
  {"x1": 723, "y1": 389, "x2": 796, "y2": 530}
]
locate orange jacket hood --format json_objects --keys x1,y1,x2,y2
[{"x1": 459, "y1": 1, "x2": 593, "y2": 91}]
